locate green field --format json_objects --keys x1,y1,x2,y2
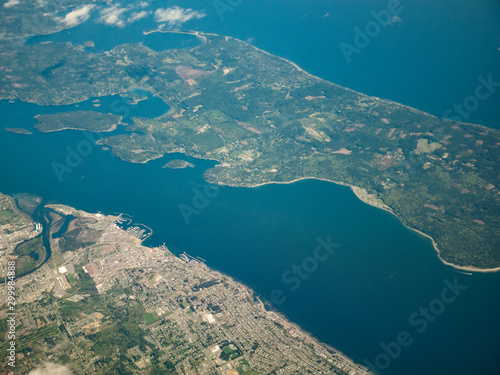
[
  {"x1": 0, "y1": 208, "x2": 15, "y2": 224},
  {"x1": 66, "y1": 273, "x2": 78, "y2": 284},
  {"x1": 17, "y1": 325, "x2": 59, "y2": 352},
  {"x1": 144, "y1": 312, "x2": 160, "y2": 324},
  {"x1": 35, "y1": 111, "x2": 121, "y2": 133},
  {"x1": 193, "y1": 357, "x2": 204, "y2": 367},
  {"x1": 15, "y1": 237, "x2": 46, "y2": 275},
  {"x1": 15, "y1": 236, "x2": 43, "y2": 256}
]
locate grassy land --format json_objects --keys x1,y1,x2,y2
[
  {"x1": 66, "y1": 273, "x2": 78, "y2": 284},
  {"x1": 0, "y1": 208, "x2": 15, "y2": 224},
  {"x1": 144, "y1": 312, "x2": 160, "y2": 324},
  {"x1": 35, "y1": 111, "x2": 121, "y2": 133},
  {"x1": 16, "y1": 325, "x2": 60, "y2": 352},
  {"x1": 15, "y1": 236, "x2": 43, "y2": 256},
  {"x1": 15, "y1": 237, "x2": 46, "y2": 275}
]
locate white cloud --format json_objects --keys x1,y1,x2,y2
[
  {"x1": 3, "y1": 0, "x2": 20, "y2": 8},
  {"x1": 154, "y1": 6, "x2": 205, "y2": 27},
  {"x1": 29, "y1": 363, "x2": 73, "y2": 375},
  {"x1": 98, "y1": 4, "x2": 129, "y2": 28},
  {"x1": 97, "y1": 3, "x2": 152, "y2": 28},
  {"x1": 60, "y1": 4, "x2": 95, "y2": 27},
  {"x1": 128, "y1": 10, "x2": 150, "y2": 23}
]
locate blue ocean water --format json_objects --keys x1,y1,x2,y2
[
  {"x1": 2, "y1": 1, "x2": 500, "y2": 374},
  {"x1": 26, "y1": 17, "x2": 201, "y2": 52}
]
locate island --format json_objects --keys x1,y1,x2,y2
[
  {"x1": 4, "y1": 128, "x2": 32, "y2": 135},
  {"x1": 35, "y1": 111, "x2": 122, "y2": 133},
  {"x1": 163, "y1": 159, "x2": 195, "y2": 169}
]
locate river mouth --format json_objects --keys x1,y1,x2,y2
[{"x1": 0, "y1": 196, "x2": 52, "y2": 280}]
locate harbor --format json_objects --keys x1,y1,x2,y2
[{"x1": 114, "y1": 213, "x2": 153, "y2": 240}]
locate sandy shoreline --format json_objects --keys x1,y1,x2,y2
[
  {"x1": 34, "y1": 114, "x2": 123, "y2": 134},
  {"x1": 233, "y1": 176, "x2": 500, "y2": 274},
  {"x1": 36, "y1": 124, "x2": 119, "y2": 133},
  {"x1": 143, "y1": 28, "x2": 211, "y2": 44}
]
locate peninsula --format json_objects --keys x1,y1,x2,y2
[{"x1": 0, "y1": 8, "x2": 498, "y2": 270}]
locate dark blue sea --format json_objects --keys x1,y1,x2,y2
[{"x1": 3, "y1": 1, "x2": 500, "y2": 374}]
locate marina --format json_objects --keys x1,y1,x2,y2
[
  {"x1": 114, "y1": 214, "x2": 153, "y2": 240},
  {"x1": 180, "y1": 252, "x2": 206, "y2": 265}
]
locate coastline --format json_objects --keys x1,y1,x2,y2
[
  {"x1": 156, "y1": 29, "x2": 500, "y2": 136},
  {"x1": 4, "y1": 15, "x2": 500, "y2": 374},
  {"x1": 35, "y1": 123, "x2": 119, "y2": 133},
  {"x1": 10, "y1": 29, "x2": 500, "y2": 271},
  {"x1": 255, "y1": 299, "x2": 371, "y2": 374},
  {"x1": 224, "y1": 34, "x2": 500, "y2": 136},
  {"x1": 191, "y1": 254, "x2": 372, "y2": 374},
  {"x1": 143, "y1": 28, "x2": 210, "y2": 45},
  {"x1": 132, "y1": 29, "x2": 500, "y2": 273},
  {"x1": 230, "y1": 176, "x2": 500, "y2": 273},
  {"x1": 44, "y1": 202, "x2": 371, "y2": 374}
]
